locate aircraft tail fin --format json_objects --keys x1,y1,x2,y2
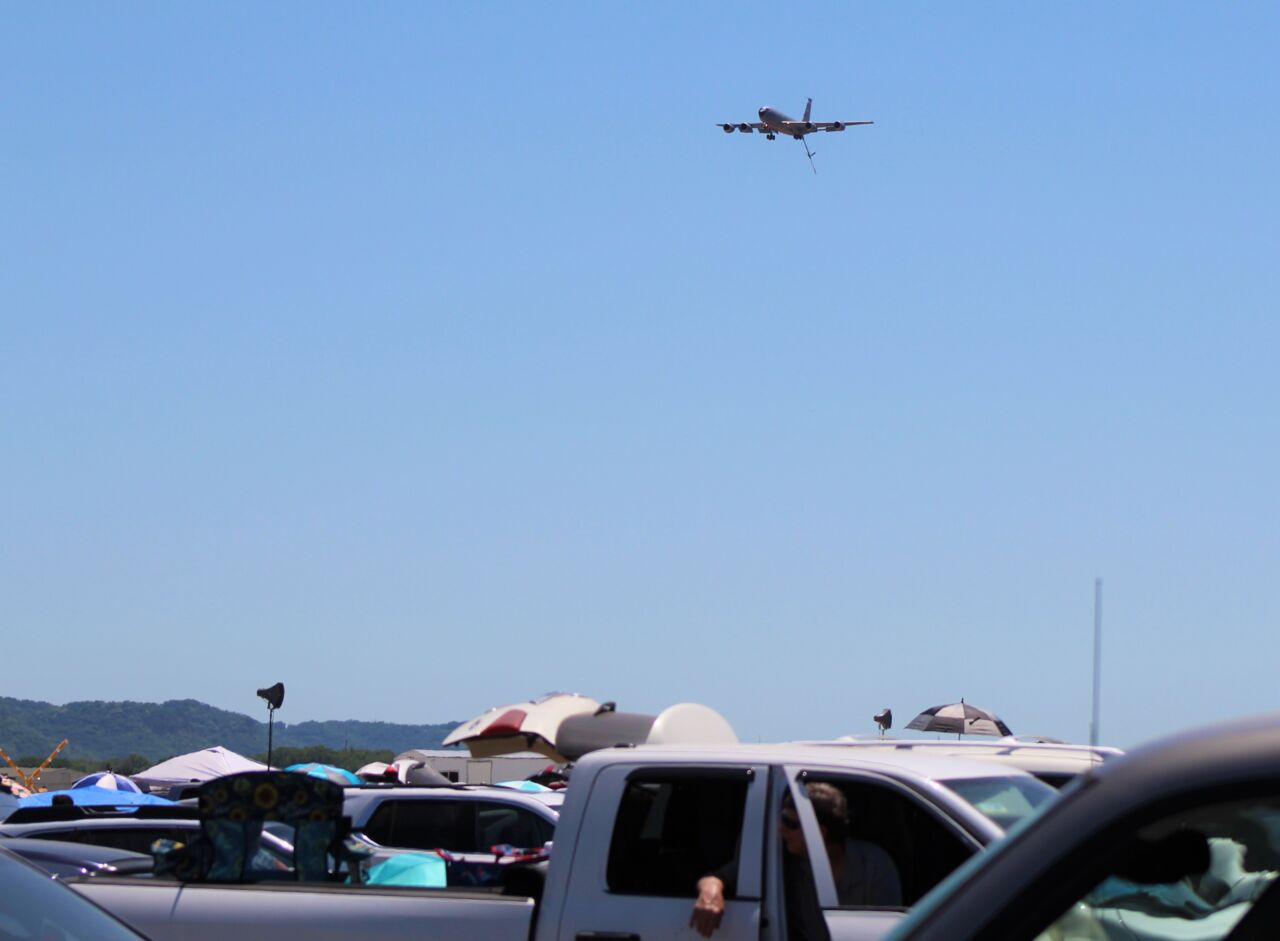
[{"x1": 803, "y1": 98, "x2": 812, "y2": 123}]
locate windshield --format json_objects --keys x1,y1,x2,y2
[{"x1": 944, "y1": 776, "x2": 1056, "y2": 830}]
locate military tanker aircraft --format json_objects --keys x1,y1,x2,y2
[{"x1": 718, "y1": 98, "x2": 872, "y2": 172}]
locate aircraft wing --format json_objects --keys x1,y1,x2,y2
[
  {"x1": 717, "y1": 122, "x2": 770, "y2": 133},
  {"x1": 780, "y1": 120, "x2": 874, "y2": 132}
]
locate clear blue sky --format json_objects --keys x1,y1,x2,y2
[{"x1": 3, "y1": 4, "x2": 1277, "y2": 750}]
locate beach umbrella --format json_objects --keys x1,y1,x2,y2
[
  {"x1": 18, "y1": 786, "x2": 175, "y2": 808},
  {"x1": 906, "y1": 700, "x2": 1013, "y2": 737},
  {"x1": 285, "y1": 763, "x2": 363, "y2": 786},
  {"x1": 71, "y1": 772, "x2": 143, "y2": 793}
]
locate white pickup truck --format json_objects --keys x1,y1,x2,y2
[{"x1": 71, "y1": 743, "x2": 1055, "y2": 941}]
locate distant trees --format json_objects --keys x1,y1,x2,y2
[
  {"x1": 0, "y1": 695, "x2": 454, "y2": 765},
  {"x1": 22, "y1": 753, "x2": 153, "y2": 775}
]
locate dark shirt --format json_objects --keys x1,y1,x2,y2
[{"x1": 834, "y1": 839, "x2": 903, "y2": 906}]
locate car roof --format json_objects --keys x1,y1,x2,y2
[
  {"x1": 1075, "y1": 710, "x2": 1280, "y2": 805},
  {"x1": 343, "y1": 783, "x2": 565, "y2": 814},
  {"x1": 573, "y1": 742, "x2": 1046, "y2": 783},
  {"x1": 798, "y1": 738, "x2": 1122, "y2": 778}
]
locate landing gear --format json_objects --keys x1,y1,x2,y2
[{"x1": 765, "y1": 133, "x2": 776, "y2": 140}]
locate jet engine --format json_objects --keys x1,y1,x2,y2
[
  {"x1": 720, "y1": 124, "x2": 735, "y2": 133},
  {"x1": 738, "y1": 123, "x2": 752, "y2": 132},
  {"x1": 827, "y1": 122, "x2": 845, "y2": 131}
]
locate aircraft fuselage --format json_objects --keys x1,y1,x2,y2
[{"x1": 759, "y1": 106, "x2": 805, "y2": 139}]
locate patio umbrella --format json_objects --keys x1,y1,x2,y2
[
  {"x1": 906, "y1": 700, "x2": 1013, "y2": 737},
  {"x1": 18, "y1": 786, "x2": 175, "y2": 808},
  {"x1": 285, "y1": 763, "x2": 363, "y2": 786},
  {"x1": 71, "y1": 772, "x2": 143, "y2": 793},
  {"x1": 442, "y1": 692, "x2": 602, "y2": 761}
]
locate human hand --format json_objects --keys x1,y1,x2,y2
[{"x1": 689, "y1": 875, "x2": 726, "y2": 937}]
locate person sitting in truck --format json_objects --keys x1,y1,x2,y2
[{"x1": 689, "y1": 781, "x2": 902, "y2": 938}]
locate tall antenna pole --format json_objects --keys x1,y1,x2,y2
[{"x1": 1090, "y1": 578, "x2": 1103, "y2": 746}]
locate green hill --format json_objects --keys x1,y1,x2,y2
[{"x1": 0, "y1": 696, "x2": 458, "y2": 765}]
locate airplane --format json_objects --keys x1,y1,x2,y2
[{"x1": 717, "y1": 98, "x2": 872, "y2": 173}]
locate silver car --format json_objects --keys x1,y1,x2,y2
[{"x1": 343, "y1": 784, "x2": 563, "y2": 854}]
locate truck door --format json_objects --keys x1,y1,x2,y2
[
  {"x1": 779, "y1": 767, "x2": 979, "y2": 941},
  {"x1": 556, "y1": 763, "x2": 769, "y2": 941}
]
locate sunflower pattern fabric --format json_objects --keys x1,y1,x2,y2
[{"x1": 156, "y1": 770, "x2": 365, "y2": 883}]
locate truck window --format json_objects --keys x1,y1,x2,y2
[
  {"x1": 606, "y1": 773, "x2": 749, "y2": 898},
  {"x1": 806, "y1": 775, "x2": 972, "y2": 906}
]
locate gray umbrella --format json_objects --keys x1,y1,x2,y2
[{"x1": 905, "y1": 700, "x2": 1012, "y2": 737}]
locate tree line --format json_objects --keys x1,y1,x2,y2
[
  {"x1": 14, "y1": 745, "x2": 398, "y2": 776},
  {"x1": 0, "y1": 695, "x2": 456, "y2": 765}
]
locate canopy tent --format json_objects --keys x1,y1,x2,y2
[{"x1": 133, "y1": 746, "x2": 268, "y2": 793}]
